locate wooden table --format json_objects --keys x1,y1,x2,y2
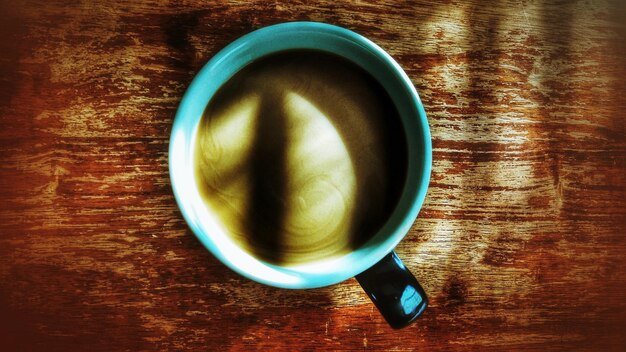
[{"x1": 1, "y1": 1, "x2": 625, "y2": 350}]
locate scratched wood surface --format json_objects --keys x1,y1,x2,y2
[{"x1": 1, "y1": 0, "x2": 625, "y2": 351}]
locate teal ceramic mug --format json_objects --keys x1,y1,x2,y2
[{"x1": 169, "y1": 22, "x2": 431, "y2": 328}]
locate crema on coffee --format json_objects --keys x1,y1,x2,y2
[{"x1": 194, "y1": 50, "x2": 407, "y2": 265}]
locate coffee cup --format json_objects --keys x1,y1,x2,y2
[{"x1": 169, "y1": 22, "x2": 432, "y2": 329}]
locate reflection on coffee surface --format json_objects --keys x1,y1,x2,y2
[{"x1": 194, "y1": 50, "x2": 407, "y2": 265}]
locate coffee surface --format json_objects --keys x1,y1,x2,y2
[{"x1": 194, "y1": 50, "x2": 407, "y2": 265}]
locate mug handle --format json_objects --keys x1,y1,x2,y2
[{"x1": 355, "y1": 251, "x2": 427, "y2": 329}]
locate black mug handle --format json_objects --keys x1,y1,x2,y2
[{"x1": 355, "y1": 251, "x2": 427, "y2": 329}]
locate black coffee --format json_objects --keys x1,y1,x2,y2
[{"x1": 194, "y1": 50, "x2": 407, "y2": 265}]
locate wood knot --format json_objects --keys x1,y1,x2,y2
[{"x1": 440, "y1": 276, "x2": 468, "y2": 307}]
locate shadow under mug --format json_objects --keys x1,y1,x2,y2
[{"x1": 169, "y1": 22, "x2": 432, "y2": 329}]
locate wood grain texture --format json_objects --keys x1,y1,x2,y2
[{"x1": 1, "y1": 0, "x2": 625, "y2": 351}]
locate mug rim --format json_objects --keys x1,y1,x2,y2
[{"x1": 169, "y1": 21, "x2": 432, "y2": 289}]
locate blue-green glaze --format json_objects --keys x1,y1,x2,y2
[{"x1": 169, "y1": 22, "x2": 431, "y2": 289}]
